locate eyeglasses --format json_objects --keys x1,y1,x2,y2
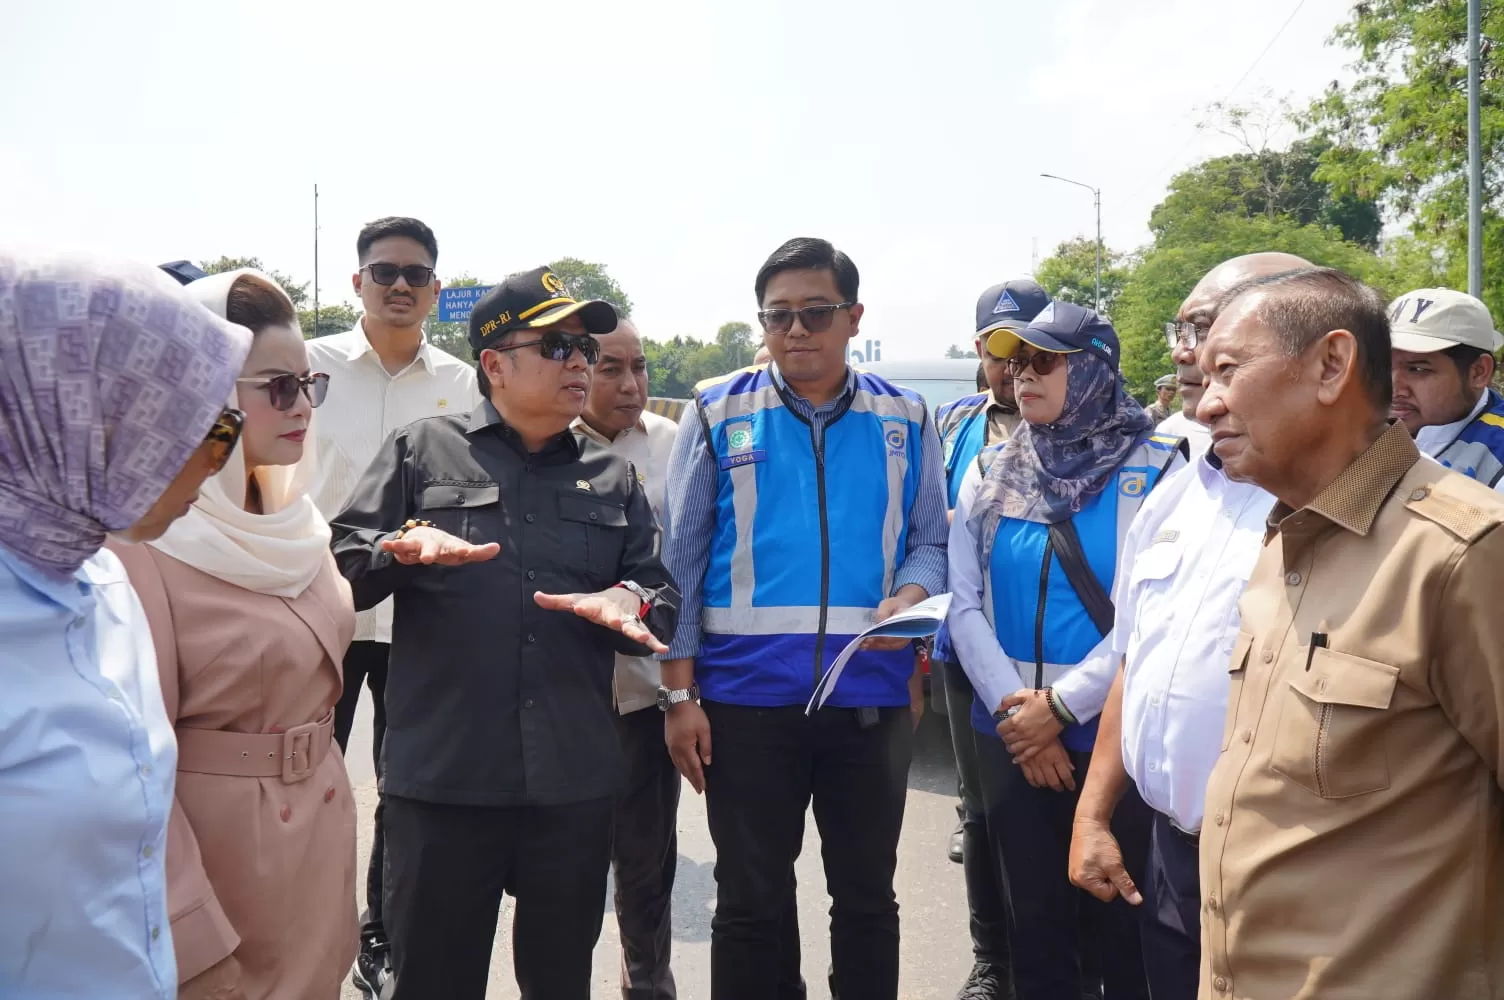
[
  {"x1": 1004, "y1": 350, "x2": 1067, "y2": 377},
  {"x1": 236, "y1": 372, "x2": 330, "y2": 411},
  {"x1": 493, "y1": 330, "x2": 600, "y2": 365},
  {"x1": 204, "y1": 407, "x2": 245, "y2": 472},
  {"x1": 756, "y1": 303, "x2": 854, "y2": 336},
  {"x1": 361, "y1": 263, "x2": 435, "y2": 287},
  {"x1": 1165, "y1": 321, "x2": 1209, "y2": 351}
]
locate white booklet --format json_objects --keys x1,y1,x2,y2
[{"x1": 804, "y1": 593, "x2": 953, "y2": 715}]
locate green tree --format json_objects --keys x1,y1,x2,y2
[
  {"x1": 715, "y1": 321, "x2": 755, "y2": 370},
  {"x1": 1035, "y1": 237, "x2": 1134, "y2": 315},
  {"x1": 1113, "y1": 215, "x2": 1439, "y2": 396},
  {"x1": 945, "y1": 344, "x2": 974, "y2": 359},
  {"x1": 199, "y1": 255, "x2": 311, "y2": 310},
  {"x1": 547, "y1": 257, "x2": 634, "y2": 316},
  {"x1": 1306, "y1": 0, "x2": 1504, "y2": 317},
  {"x1": 299, "y1": 304, "x2": 359, "y2": 340}
]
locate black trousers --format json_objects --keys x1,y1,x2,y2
[
  {"x1": 937, "y1": 658, "x2": 1012, "y2": 972},
  {"x1": 613, "y1": 707, "x2": 682, "y2": 1000},
  {"x1": 1140, "y1": 811, "x2": 1201, "y2": 1000},
  {"x1": 334, "y1": 639, "x2": 389, "y2": 940},
  {"x1": 702, "y1": 700, "x2": 912, "y2": 1000},
  {"x1": 976, "y1": 734, "x2": 1151, "y2": 1000},
  {"x1": 384, "y1": 794, "x2": 614, "y2": 1000}
]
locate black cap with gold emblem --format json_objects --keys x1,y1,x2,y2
[{"x1": 468, "y1": 265, "x2": 619, "y2": 357}]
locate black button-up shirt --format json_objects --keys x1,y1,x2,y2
[{"x1": 330, "y1": 402, "x2": 679, "y2": 807}]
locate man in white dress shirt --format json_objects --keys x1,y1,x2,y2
[
  {"x1": 305, "y1": 216, "x2": 481, "y2": 998},
  {"x1": 1388, "y1": 287, "x2": 1504, "y2": 492},
  {"x1": 571, "y1": 316, "x2": 681, "y2": 1000},
  {"x1": 1066, "y1": 253, "x2": 1306, "y2": 1000}
]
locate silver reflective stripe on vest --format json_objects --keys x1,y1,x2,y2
[
  {"x1": 1438, "y1": 438, "x2": 1504, "y2": 486},
  {"x1": 700, "y1": 383, "x2": 782, "y2": 425},
  {"x1": 729, "y1": 459, "x2": 759, "y2": 611},
  {"x1": 703, "y1": 605, "x2": 876, "y2": 636},
  {"x1": 850, "y1": 391, "x2": 926, "y2": 594},
  {"x1": 847, "y1": 391, "x2": 928, "y2": 422}
]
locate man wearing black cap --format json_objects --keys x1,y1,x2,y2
[
  {"x1": 931, "y1": 278, "x2": 1048, "y2": 999},
  {"x1": 329, "y1": 265, "x2": 680, "y2": 1000}
]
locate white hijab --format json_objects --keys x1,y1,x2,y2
[{"x1": 149, "y1": 269, "x2": 332, "y2": 598}]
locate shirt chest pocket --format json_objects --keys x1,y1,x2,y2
[
  {"x1": 1269, "y1": 647, "x2": 1398, "y2": 799},
  {"x1": 556, "y1": 491, "x2": 629, "y2": 587},
  {"x1": 1127, "y1": 542, "x2": 1182, "y2": 644},
  {"x1": 420, "y1": 482, "x2": 501, "y2": 545}
]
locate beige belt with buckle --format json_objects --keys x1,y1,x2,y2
[{"x1": 175, "y1": 711, "x2": 334, "y2": 784}]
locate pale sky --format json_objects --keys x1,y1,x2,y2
[{"x1": 1, "y1": 0, "x2": 1357, "y2": 358}]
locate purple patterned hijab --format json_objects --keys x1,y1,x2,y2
[
  {"x1": 969, "y1": 351, "x2": 1152, "y2": 542},
  {"x1": 0, "y1": 252, "x2": 251, "y2": 580}
]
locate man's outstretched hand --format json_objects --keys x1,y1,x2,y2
[
  {"x1": 534, "y1": 587, "x2": 668, "y2": 654},
  {"x1": 381, "y1": 526, "x2": 500, "y2": 566}
]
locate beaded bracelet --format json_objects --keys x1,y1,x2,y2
[
  {"x1": 1045, "y1": 687, "x2": 1077, "y2": 727},
  {"x1": 394, "y1": 518, "x2": 436, "y2": 540}
]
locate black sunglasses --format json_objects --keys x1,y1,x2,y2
[
  {"x1": 494, "y1": 330, "x2": 600, "y2": 365},
  {"x1": 361, "y1": 263, "x2": 435, "y2": 287},
  {"x1": 1004, "y1": 350, "x2": 1068, "y2": 377},
  {"x1": 236, "y1": 372, "x2": 330, "y2": 411},
  {"x1": 757, "y1": 302, "x2": 854, "y2": 336},
  {"x1": 204, "y1": 407, "x2": 245, "y2": 472}
]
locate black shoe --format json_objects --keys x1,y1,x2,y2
[
  {"x1": 948, "y1": 820, "x2": 965, "y2": 864},
  {"x1": 955, "y1": 962, "x2": 1011, "y2": 1000},
  {"x1": 351, "y1": 939, "x2": 392, "y2": 1000}
]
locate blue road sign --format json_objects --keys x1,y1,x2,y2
[{"x1": 437, "y1": 285, "x2": 494, "y2": 324}]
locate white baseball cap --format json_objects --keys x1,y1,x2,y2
[{"x1": 1389, "y1": 287, "x2": 1504, "y2": 354}]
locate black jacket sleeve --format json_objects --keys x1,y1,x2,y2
[
  {"x1": 609, "y1": 462, "x2": 681, "y2": 656},
  {"x1": 329, "y1": 428, "x2": 419, "y2": 612}
]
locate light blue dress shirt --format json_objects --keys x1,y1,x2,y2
[
  {"x1": 1109, "y1": 455, "x2": 1273, "y2": 834},
  {"x1": 0, "y1": 543, "x2": 178, "y2": 999}
]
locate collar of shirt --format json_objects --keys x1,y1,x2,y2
[
  {"x1": 571, "y1": 415, "x2": 646, "y2": 447},
  {"x1": 1269, "y1": 421, "x2": 1420, "y2": 551},
  {"x1": 0, "y1": 541, "x2": 113, "y2": 613},
  {"x1": 340, "y1": 318, "x2": 436, "y2": 374},
  {"x1": 1413, "y1": 388, "x2": 1491, "y2": 457},
  {"x1": 986, "y1": 389, "x2": 1019, "y2": 416},
  {"x1": 467, "y1": 400, "x2": 582, "y2": 463},
  {"x1": 768, "y1": 361, "x2": 856, "y2": 415}
]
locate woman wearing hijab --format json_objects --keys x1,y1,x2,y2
[
  {"x1": 0, "y1": 251, "x2": 251, "y2": 999},
  {"x1": 947, "y1": 302, "x2": 1187, "y2": 1000},
  {"x1": 109, "y1": 269, "x2": 357, "y2": 1000}
]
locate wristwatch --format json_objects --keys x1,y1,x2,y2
[
  {"x1": 614, "y1": 580, "x2": 654, "y2": 617},
  {"x1": 657, "y1": 684, "x2": 700, "y2": 712}
]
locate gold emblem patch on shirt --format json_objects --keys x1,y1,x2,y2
[
  {"x1": 1153, "y1": 529, "x2": 1180, "y2": 545},
  {"x1": 437, "y1": 398, "x2": 449, "y2": 409},
  {"x1": 576, "y1": 479, "x2": 593, "y2": 491}
]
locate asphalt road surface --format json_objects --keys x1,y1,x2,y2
[{"x1": 338, "y1": 695, "x2": 975, "y2": 1000}]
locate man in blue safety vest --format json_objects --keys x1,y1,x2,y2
[
  {"x1": 933, "y1": 278, "x2": 1050, "y2": 1000},
  {"x1": 1388, "y1": 287, "x2": 1504, "y2": 492},
  {"x1": 658, "y1": 237, "x2": 948, "y2": 1000}
]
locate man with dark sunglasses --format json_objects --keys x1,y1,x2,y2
[
  {"x1": 659, "y1": 237, "x2": 948, "y2": 1000},
  {"x1": 329, "y1": 264, "x2": 679, "y2": 1000},
  {"x1": 304, "y1": 216, "x2": 480, "y2": 999}
]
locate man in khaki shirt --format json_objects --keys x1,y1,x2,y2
[
  {"x1": 571, "y1": 315, "x2": 679, "y2": 999},
  {"x1": 1195, "y1": 265, "x2": 1504, "y2": 999}
]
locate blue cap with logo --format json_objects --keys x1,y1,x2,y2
[
  {"x1": 976, "y1": 279, "x2": 1052, "y2": 356},
  {"x1": 1015, "y1": 301, "x2": 1121, "y2": 370}
]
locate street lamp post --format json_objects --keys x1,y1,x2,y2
[
  {"x1": 1041, "y1": 173, "x2": 1103, "y2": 312},
  {"x1": 1467, "y1": 0, "x2": 1483, "y2": 298}
]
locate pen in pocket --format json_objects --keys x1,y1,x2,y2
[{"x1": 1304, "y1": 632, "x2": 1328, "y2": 671}]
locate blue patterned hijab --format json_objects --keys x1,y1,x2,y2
[{"x1": 968, "y1": 351, "x2": 1151, "y2": 543}]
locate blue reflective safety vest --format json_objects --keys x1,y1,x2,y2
[
  {"x1": 933, "y1": 392, "x2": 994, "y2": 663},
  {"x1": 1436, "y1": 389, "x2": 1504, "y2": 487},
  {"x1": 967, "y1": 434, "x2": 1187, "y2": 751},
  {"x1": 692, "y1": 367, "x2": 928, "y2": 707}
]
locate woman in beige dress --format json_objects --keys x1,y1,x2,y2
[{"x1": 110, "y1": 269, "x2": 357, "y2": 1000}]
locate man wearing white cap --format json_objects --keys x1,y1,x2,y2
[{"x1": 1389, "y1": 288, "x2": 1504, "y2": 490}]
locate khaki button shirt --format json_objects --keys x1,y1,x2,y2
[{"x1": 1200, "y1": 422, "x2": 1504, "y2": 1000}]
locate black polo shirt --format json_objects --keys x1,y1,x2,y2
[{"x1": 330, "y1": 402, "x2": 679, "y2": 808}]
